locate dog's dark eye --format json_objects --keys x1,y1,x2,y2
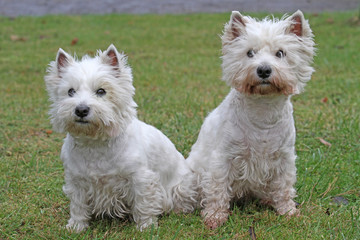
[
  {"x1": 96, "y1": 88, "x2": 106, "y2": 97},
  {"x1": 276, "y1": 50, "x2": 285, "y2": 58},
  {"x1": 68, "y1": 88, "x2": 76, "y2": 97},
  {"x1": 247, "y1": 49, "x2": 255, "y2": 58}
]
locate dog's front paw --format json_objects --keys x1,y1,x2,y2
[
  {"x1": 137, "y1": 216, "x2": 158, "y2": 232},
  {"x1": 276, "y1": 200, "x2": 299, "y2": 216},
  {"x1": 278, "y1": 207, "x2": 300, "y2": 217},
  {"x1": 66, "y1": 218, "x2": 89, "y2": 232},
  {"x1": 202, "y1": 209, "x2": 229, "y2": 229}
]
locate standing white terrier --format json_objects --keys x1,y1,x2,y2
[
  {"x1": 45, "y1": 44, "x2": 197, "y2": 232},
  {"x1": 187, "y1": 10, "x2": 315, "y2": 229}
]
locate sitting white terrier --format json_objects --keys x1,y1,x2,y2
[
  {"x1": 44, "y1": 44, "x2": 197, "y2": 232},
  {"x1": 187, "y1": 10, "x2": 315, "y2": 229}
]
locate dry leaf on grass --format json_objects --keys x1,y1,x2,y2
[
  {"x1": 10, "y1": 35, "x2": 28, "y2": 42},
  {"x1": 71, "y1": 37, "x2": 79, "y2": 45},
  {"x1": 317, "y1": 137, "x2": 332, "y2": 147},
  {"x1": 45, "y1": 129, "x2": 53, "y2": 135},
  {"x1": 326, "y1": 18, "x2": 334, "y2": 24}
]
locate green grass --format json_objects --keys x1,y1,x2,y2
[{"x1": 0, "y1": 11, "x2": 359, "y2": 239}]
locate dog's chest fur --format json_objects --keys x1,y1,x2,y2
[
  {"x1": 222, "y1": 92, "x2": 296, "y2": 195},
  {"x1": 62, "y1": 136, "x2": 134, "y2": 218},
  {"x1": 227, "y1": 126, "x2": 287, "y2": 182}
]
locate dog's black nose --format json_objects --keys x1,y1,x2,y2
[
  {"x1": 75, "y1": 105, "x2": 90, "y2": 118},
  {"x1": 257, "y1": 65, "x2": 272, "y2": 79}
]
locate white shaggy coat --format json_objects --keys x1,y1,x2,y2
[
  {"x1": 45, "y1": 45, "x2": 197, "y2": 232},
  {"x1": 187, "y1": 11, "x2": 315, "y2": 229}
]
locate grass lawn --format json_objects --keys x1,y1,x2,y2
[{"x1": 0, "y1": 11, "x2": 359, "y2": 239}]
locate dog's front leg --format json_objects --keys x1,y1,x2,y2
[
  {"x1": 201, "y1": 162, "x2": 232, "y2": 229},
  {"x1": 131, "y1": 170, "x2": 164, "y2": 231},
  {"x1": 63, "y1": 183, "x2": 91, "y2": 232},
  {"x1": 268, "y1": 178, "x2": 298, "y2": 216},
  {"x1": 263, "y1": 154, "x2": 298, "y2": 216}
]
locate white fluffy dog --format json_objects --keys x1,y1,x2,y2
[
  {"x1": 187, "y1": 10, "x2": 315, "y2": 229},
  {"x1": 45, "y1": 44, "x2": 197, "y2": 232}
]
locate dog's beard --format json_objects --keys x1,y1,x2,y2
[
  {"x1": 234, "y1": 68, "x2": 296, "y2": 96},
  {"x1": 65, "y1": 120, "x2": 102, "y2": 138},
  {"x1": 52, "y1": 110, "x2": 121, "y2": 139},
  {"x1": 50, "y1": 100, "x2": 125, "y2": 139},
  {"x1": 65, "y1": 118, "x2": 122, "y2": 139}
]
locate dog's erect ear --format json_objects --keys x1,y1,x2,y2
[
  {"x1": 104, "y1": 44, "x2": 120, "y2": 68},
  {"x1": 56, "y1": 48, "x2": 72, "y2": 73},
  {"x1": 286, "y1": 10, "x2": 311, "y2": 37},
  {"x1": 230, "y1": 11, "x2": 247, "y2": 39}
]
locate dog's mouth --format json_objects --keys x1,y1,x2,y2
[
  {"x1": 259, "y1": 80, "x2": 271, "y2": 85},
  {"x1": 75, "y1": 119, "x2": 89, "y2": 124}
]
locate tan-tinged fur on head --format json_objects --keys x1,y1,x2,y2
[
  {"x1": 44, "y1": 44, "x2": 137, "y2": 140},
  {"x1": 221, "y1": 10, "x2": 315, "y2": 96}
]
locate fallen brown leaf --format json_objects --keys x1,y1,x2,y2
[
  {"x1": 326, "y1": 18, "x2": 334, "y2": 24},
  {"x1": 71, "y1": 37, "x2": 79, "y2": 45},
  {"x1": 317, "y1": 137, "x2": 332, "y2": 147},
  {"x1": 10, "y1": 35, "x2": 28, "y2": 42}
]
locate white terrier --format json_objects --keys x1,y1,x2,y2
[
  {"x1": 187, "y1": 10, "x2": 315, "y2": 229},
  {"x1": 44, "y1": 44, "x2": 197, "y2": 232}
]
